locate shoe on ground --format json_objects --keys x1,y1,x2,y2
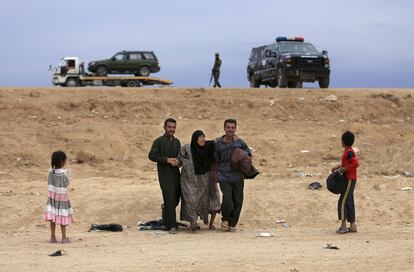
[
  {"x1": 221, "y1": 221, "x2": 229, "y2": 232},
  {"x1": 229, "y1": 226, "x2": 237, "y2": 232},
  {"x1": 169, "y1": 227, "x2": 177, "y2": 234},
  {"x1": 190, "y1": 223, "x2": 200, "y2": 231}
]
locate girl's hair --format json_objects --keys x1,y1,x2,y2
[{"x1": 51, "y1": 151, "x2": 67, "y2": 169}]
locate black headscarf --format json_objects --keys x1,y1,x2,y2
[{"x1": 190, "y1": 130, "x2": 215, "y2": 175}]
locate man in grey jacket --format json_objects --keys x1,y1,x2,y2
[{"x1": 215, "y1": 119, "x2": 251, "y2": 232}]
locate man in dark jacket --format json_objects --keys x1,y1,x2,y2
[
  {"x1": 215, "y1": 119, "x2": 251, "y2": 232},
  {"x1": 148, "y1": 118, "x2": 181, "y2": 234}
]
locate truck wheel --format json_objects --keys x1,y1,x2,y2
[
  {"x1": 96, "y1": 66, "x2": 108, "y2": 76},
  {"x1": 65, "y1": 78, "x2": 79, "y2": 87},
  {"x1": 277, "y1": 68, "x2": 287, "y2": 88},
  {"x1": 125, "y1": 80, "x2": 140, "y2": 87},
  {"x1": 318, "y1": 77, "x2": 330, "y2": 88},
  {"x1": 249, "y1": 75, "x2": 260, "y2": 88},
  {"x1": 138, "y1": 66, "x2": 151, "y2": 77}
]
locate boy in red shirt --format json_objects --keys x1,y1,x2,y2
[{"x1": 332, "y1": 131, "x2": 360, "y2": 234}]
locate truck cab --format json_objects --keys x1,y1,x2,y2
[{"x1": 52, "y1": 57, "x2": 83, "y2": 87}]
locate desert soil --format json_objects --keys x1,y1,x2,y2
[{"x1": 0, "y1": 87, "x2": 413, "y2": 271}]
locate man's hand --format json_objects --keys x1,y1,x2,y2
[{"x1": 167, "y1": 158, "x2": 178, "y2": 166}]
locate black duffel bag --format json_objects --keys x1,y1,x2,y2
[{"x1": 326, "y1": 170, "x2": 347, "y2": 194}]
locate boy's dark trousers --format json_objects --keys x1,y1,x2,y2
[
  {"x1": 159, "y1": 178, "x2": 180, "y2": 229},
  {"x1": 338, "y1": 179, "x2": 356, "y2": 222},
  {"x1": 219, "y1": 180, "x2": 244, "y2": 227}
]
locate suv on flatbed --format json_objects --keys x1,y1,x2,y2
[
  {"x1": 247, "y1": 37, "x2": 330, "y2": 88},
  {"x1": 88, "y1": 50, "x2": 160, "y2": 76}
]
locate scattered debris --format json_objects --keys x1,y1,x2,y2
[
  {"x1": 256, "y1": 232, "x2": 274, "y2": 237},
  {"x1": 401, "y1": 187, "x2": 413, "y2": 191},
  {"x1": 49, "y1": 249, "x2": 66, "y2": 257},
  {"x1": 382, "y1": 175, "x2": 400, "y2": 179},
  {"x1": 281, "y1": 224, "x2": 289, "y2": 228},
  {"x1": 275, "y1": 219, "x2": 286, "y2": 224},
  {"x1": 324, "y1": 94, "x2": 337, "y2": 102},
  {"x1": 324, "y1": 243, "x2": 339, "y2": 250},
  {"x1": 300, "y1": 150, "x2": 310, "y2": 153},
  {"x1": 307, "y1": 182, "x2": 322, "y2": 190},
  {"x1": 402, "y1": 171, "x2": 413, "y2": 177}
]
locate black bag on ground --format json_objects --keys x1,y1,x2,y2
[
  {"x1": 326, "y1": 171, "x2": 347, "y2": 194},
  {"x1": 89, "y1": 223, "x2": 123, "y2": 232}
]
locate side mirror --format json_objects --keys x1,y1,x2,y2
[
  {"x1": 111, "y1": 57, "x2": 116, "y2": 61},
  {"x1": 322, "y1": 50, "x2": 328, "y2": 56},
  {"x1": 48, "y1": 65, "x2": 52, "y2": 71}
]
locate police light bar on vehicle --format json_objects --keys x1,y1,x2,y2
[{"x1": 276, "y1": 36, "x2": 304, "y2": 42}]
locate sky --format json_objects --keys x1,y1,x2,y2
[{"x1": 0, "y1": 0, "x2": 413, "y2": 88}]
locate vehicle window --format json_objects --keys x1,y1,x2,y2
[
  {"x1": 143, "y1": 53, "x2": 155, "y2": 60},
  {"x1": 67, "y1": 60, "x2": 75, "y2": 68},
  {"x1": 129, "y1": 53, "x2": 142, "y2": 60},
  {"x1": 113, "y1": 54, "x2": 124, "y2": 61},
  {"x1": 278, "y1": 43, "x2": 318, "y2": 54}
]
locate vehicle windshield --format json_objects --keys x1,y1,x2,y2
[
  {"x1": 58, "y1": 59, "x2": 68, "y2": 67},
  {"x1": 278, "y1": 43, "x2": 318, "y2": 54}
]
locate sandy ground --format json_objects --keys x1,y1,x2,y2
[{"x1": 0, "y1": 87, "x2": 413, "y2": 271}]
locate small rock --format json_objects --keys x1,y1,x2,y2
[
  {"x1": 324, "y1": 243, "x2": 339, "y2": 250},
  {"x1": 401, "y1": 187, "x2": 413, "y2": 191},
  {"x1": 256, "y1": 232, "x2": 274, "y2": 237},
  {"x1": 402, "y1": 171, "x2": 413, "y2": 177},
  {"x1": 49, "y1": 249, "x2": 66, "y2": 257}
]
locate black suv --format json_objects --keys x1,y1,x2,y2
[
  {"x1": 88, "y1": 51, "x2": 160, "y2": 76},
  {"x1": 247, "y1": 37, "x2": 330, "y2": 88}
]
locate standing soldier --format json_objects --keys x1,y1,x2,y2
[{"x1": 212, "y1": 53, "x2": 222, "y2": 88}]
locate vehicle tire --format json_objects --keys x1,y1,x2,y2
[
  {"x1": 138, "y1": 66, "x2": 151, "y2": 77},
  {"x1": 249, "y1": 75, "x2": 260, "y2": 88},
  {"x1": 288, "y1": 82, "x2": 296, "y2": 88},
  {"x1": 125, "y1": 80, "x2": 140, "y2": 87},
  {"x1": 96, "y1": 66, "x2": 108, "y2": 76},
  {"x1": 65, "y1": 78, "x2": 79, "y2": 87},
  {"x1": 277, "y1": 68, "x2": 287, "y2": 88},
  {"x1": 319, "y1": 77, "x2": 330, "y2": 88},
  {"x1": 269, "y1": 81, "x2": 278, "y2": 88}
]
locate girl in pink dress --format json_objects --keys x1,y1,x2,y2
[{"x1": 44, "y1": 151, "x2": 75, "y2": 243}]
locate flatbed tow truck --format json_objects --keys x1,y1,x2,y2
[{"x1": 51, "y1": 57, "x2": 172, "y2": 87}]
